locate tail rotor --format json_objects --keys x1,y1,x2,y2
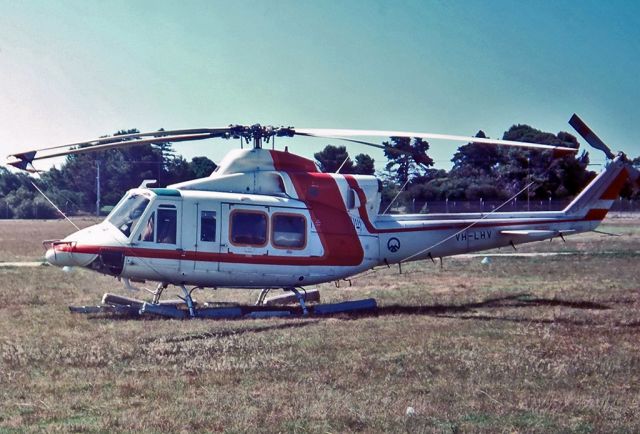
[{"x1": 569, "y1": 113, "x2": 639, "y2": 183}]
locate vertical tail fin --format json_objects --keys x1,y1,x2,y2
[
  {"x1": 563, "y1": 157, "x2": 628, "y2": 220},
  {"x1": 565, "y1": 114, "x2": 633, "y2": 222}
]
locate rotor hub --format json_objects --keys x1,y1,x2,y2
[{"x1": 228, "y1": 124, "x2": 295, "y2": 148}]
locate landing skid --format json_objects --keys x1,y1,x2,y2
[{"x1": 69, "y1": 289, "x2": 377, "y2": 319}]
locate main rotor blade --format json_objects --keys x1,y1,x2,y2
[
  {"x1": 16, "y1": 128, "x2": 231, "y2": 154},
  {"x1": 295, "y1": 128, "x2": 578, "y2": 153},
  {"x1": 295, "y1": 132, "x2": 386, "y2": 150},
  {"x1": 7, "y1": 128, "x2": 232, "y2": 168}
]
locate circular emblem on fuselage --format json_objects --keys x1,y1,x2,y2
[{"x1": 387, "y1": 237, "x2": 400, "y2": 253}]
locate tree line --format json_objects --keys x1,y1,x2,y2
[
  {"x1": 316, "y1": 124, "x2": 638, "y2": 210},
  {"x1": 0, "y1": 129, "x2": 216, "y2": 219},
  {"x1": 1, "y1": 124, "x2": 638, "y2": 219}
]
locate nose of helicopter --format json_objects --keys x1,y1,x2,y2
[
  {"x1": 45, "y1": 247, "x2": 56, "y2": 265},
  {"x1": 45, "y1": 243, "x2": 76, "y2": 267},
  {"x1": 44, "y1": 239, "x2": 98, "y2": 268},
  {"x1": 44, "y1": 223, "x2": 120, "y2": 269}
]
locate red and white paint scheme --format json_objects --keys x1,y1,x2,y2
[
  {"x1": 44, "y1": 146, "x2": 632, "y2": 290},
  {"x1": 7, "y1": 114, "x2": 635, "y2": 306}
]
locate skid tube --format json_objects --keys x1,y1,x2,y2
[{"x1": 69, "y1": 290, "x2": 377, "y2": 319}]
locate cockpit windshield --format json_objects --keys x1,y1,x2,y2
[{"x1": 107, "y1": 193, "x2": 150, "y2": 237}]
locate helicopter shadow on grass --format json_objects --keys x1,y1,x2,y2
[
  {"x1": 84, "y1": 292, "x2": 638, "y2": 331},
  {"x1": 134, "y1": 293, "x2": 612, "y2": 344},
  {"x1": 352, "y1": 292, "x2": 633, "y2": 328}
]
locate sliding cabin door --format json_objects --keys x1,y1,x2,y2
[{"x1": 217, "y1": 203, "x2": 271, "y2": 283}]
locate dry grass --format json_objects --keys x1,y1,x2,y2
[
  {"x1": 0, "y1": 216, "x2": 639, "y2": 432},
  {"x1": 0, "y1": 218, "x2": 100, "y2": 262}
]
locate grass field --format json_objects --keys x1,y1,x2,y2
[{"x1": 1, "y1": 216, "x2": 639, "y2": 432}]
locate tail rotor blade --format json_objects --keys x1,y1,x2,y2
[{"x1": 568, "y1": 114, "x2": 615, "y2": 160}]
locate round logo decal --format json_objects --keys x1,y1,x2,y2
[{"x1": 387, "y1": 237, "x2": 400, "y2": 253}]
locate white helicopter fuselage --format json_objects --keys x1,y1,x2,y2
[{"x1": 45, "y1": 148, "x2": 630, "y2": 289}]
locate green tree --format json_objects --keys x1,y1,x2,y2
[
  {"x1": 164, "y1": 156, "x2": 193, "y2": 185},
  {"x1": 313, "y1": 145, "x2": 375, "y2": 175},
  {"x1": 383, "y1": 137, "x2": 434, "y2": 186},
  {"x1": 2, "y1": 133, "x2": 224, "y2": 218},
  {"x1": 189, "y1": 156, "x2": 217, "y2": 178},
  {"x1": 447, "y1": 124, "x2": 591, "y2": 201},
  {"x1": 497, "y1": 125, "x2": 591, "y2": 199},
  {"x1": 49, "y1": 129, "x2": 181, "y2": 210},
  {"x1": 450, "y1": 131, "x2": 503, "y2": 178},
  {"x1": 353, "y1": 154, "x2": 375, "y2": 175},
  {"x1": 314, "y1": 145, "x2": 354, "y2": 173}
]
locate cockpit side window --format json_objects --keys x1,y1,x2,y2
[
  {"x1": 107, "y1": 194, "x2": 150, "y2": 237},
  {"x1": 141, "y1": 212, "x2": 155, "y2": 242}
]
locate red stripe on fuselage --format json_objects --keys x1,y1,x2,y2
[
  {"x1": 63, "y1": 208, "x2": 608, "y2": 266},
  {"x1": 270, "y1": 151, "x2": 364, "y2": 266},
  {"x1": 62, "y1": 244, "x2": 358, "y2": 266}
]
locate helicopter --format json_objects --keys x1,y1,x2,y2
[{"x1": 6, "y1": 114, "x2": 638, "y2": 318}]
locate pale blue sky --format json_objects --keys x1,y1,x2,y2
[{"x1": 1, "y1": 0, "x2": 638, "y2": 170}]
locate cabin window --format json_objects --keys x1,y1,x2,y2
[
  {"x1": 230, "y1": 210, "x2": 268, "y2": 246},
  {"x1": 157, "y1": 206, "x2": 177, "y2": 244},
  {"x1": 200, "y1": 211, "x2": 216, "y2": 242},
  {"x1": 272, "y1": 213, "x2": 306, "y2": 249}
]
